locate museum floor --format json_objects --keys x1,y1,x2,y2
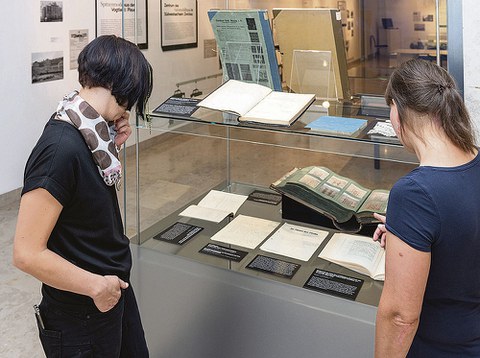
[{"x1": 0, "y1": 56, "x2": 413, "y2": 357}]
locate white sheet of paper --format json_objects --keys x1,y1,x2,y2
[
  {"x1": 179, "y1": 206, "x2": 231, "y2": 223},
  {"x1": 211, "y1": 214, "x2": 280, "y2": 249},
  {"x1": 179, "y1": 190, "x2": 248, "y2": 223},
  {"x1": 260, "y1": 223, "x2": 329, "y2": 261}
]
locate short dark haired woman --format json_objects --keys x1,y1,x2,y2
[{"x1": 13, "y1": 35, "x2": 152, "y2": 357}]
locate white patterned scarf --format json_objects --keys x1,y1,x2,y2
[{"x1": 55, "y1": 91, "x2": 122, "y2": 188}]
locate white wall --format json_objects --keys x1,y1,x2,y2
[
  {"x1": 0, "y1": 0, "x2": 225, "y2": 196},
  {"x1": 463, "y1": 0, "x2": 480, "y2": 140},
  {"x1": 384, "y1": 0, "x2": 438, "y2": 49},
  {"x1": 0, "y1": 2, "x2": 94, "y2": 195}
]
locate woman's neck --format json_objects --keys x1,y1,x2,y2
[
  {"x1": 78, "y1": 87, "x2": 111, "y2": 118},
  {"x1": 411, "y1": 130, "x2": 476, "y2": 167}
]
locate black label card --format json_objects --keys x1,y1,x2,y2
[
  {"x1": 152, "y1": 97, "x2": 200, "y2": 117},
  {"x1": 199, "y1": 243, "x2": 248, "y2": 262},
  {"x1": 247, "y1": 190, "x2": 282, "y2": 205},
  {"x1": 153, "y1": 222, "x2": 203, "y2": 245},
  {"x1": 304, "y1": 269, "x2": 363, "y2": 301},
  {"x1": 246, "y1": 255, "x2": 300, "y2": 279}
]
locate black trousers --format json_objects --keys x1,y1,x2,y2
[{"x1": 36, "y1": 285, "x2": 149, "y2": 357}]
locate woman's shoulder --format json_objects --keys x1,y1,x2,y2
[{"x1": 40, "y1": 118, "x2": 86, "y2": 152}]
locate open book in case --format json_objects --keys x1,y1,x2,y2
[{"x1": 271, "y1": 166, "x2": 389, "y2": 233}]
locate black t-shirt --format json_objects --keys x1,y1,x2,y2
[{"x1": 22, "y1": 118, "x2": 132, "y2": 306}]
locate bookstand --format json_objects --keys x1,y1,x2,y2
[
  {"x1": 281, "y1": 195, "x2": 377, "y2": 236},
  {"x1": 290, "y1": 50, "x2": 337, "y2": 100},
  {"x1": 208, "y1": 10, "x2": 282, "y2": 91}
]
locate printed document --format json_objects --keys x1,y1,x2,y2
[
  {"x1": 211, "y1": 215, "x2": 280, "y2": 249},
  {"x1": 260, "y1": 223, "x2": 329, "y2": 261}
]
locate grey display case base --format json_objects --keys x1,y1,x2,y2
[{"x1": 131, "y1": 244, "x2": 376, "y2": 358}]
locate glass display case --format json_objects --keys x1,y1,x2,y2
[{"x1": 128, "y1": 99, "x2": 418, "y2": 357}]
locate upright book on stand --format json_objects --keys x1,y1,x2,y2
[
  {"x1": 271, "y1": 166, "x2": 389, "y2": 233},
  {"x1": 197, "y1": 79, "x2": 315, "y2": 126}
]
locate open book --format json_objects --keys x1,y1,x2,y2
[
  {"x1": 271, "y1": 166, "x2": 389, "y2": 232},
  {"x1": 319, "y1": 233, "x2": 385, "y2": 281},
  {"x1": 197, "y1": 79, "x2": 315, "y2": 126},
  {"x1": 179, "y1": 190, "x2": 248, "y2": 223}
]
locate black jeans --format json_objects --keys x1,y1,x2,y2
[{"x1": 36, "y1": 285, "x2": 149, "y2": 357}]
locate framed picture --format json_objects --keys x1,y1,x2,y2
[
  {"x1": 95, "y1": 0, "x2": 148, "y2": 49},
  {"x1": 161, "y1": 0, "x2": 198, "y2": 51}
]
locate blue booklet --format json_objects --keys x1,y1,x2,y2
[{"x1": 306, "y1": 116, "x2": 368, "y2": 136}]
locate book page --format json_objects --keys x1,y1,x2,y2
[
  {"x1": 179, "y1": 205, "x2": 232, "y2": 223},
  {"x1": 241, "y1": 91, "x2": 315, "y2": 125},
  {"x1": 260, "y1": 223, "x2": 329, "y2": 261},
  {"x1": 179, "y1": 190, "x2": 248, "y2": 223},
  {"x1": 319, "y1": 233, "x2": 385, "y2": 279},
  {"x1": 299, "y1": 168, "x2": 369, "y2": 212},
  {"x1": 197, "y1": 80, "x2": 272, "y2": 116},
  {"x1": 358, "y1": 190, "x2": 389, "y2": 214},
  {"x1": 211, "y1": 215, "x2": 280, "y2": 249}
]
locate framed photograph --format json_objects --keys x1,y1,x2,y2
[
  {"x1": 414, "y1": 23, "x2": 425, "y2": 31},
  {"x1": 95, "y1": 0, "x2": 148, "y2": 49},
  {"x1": 32, "y1": 51, "x2": 64, "y2": 84},
  {"x1": 40, "y1": 1, "x2": 63, "y2": 22},
  {"x1": 161, "y1": 0, "x2": 198, "y2": 51}
]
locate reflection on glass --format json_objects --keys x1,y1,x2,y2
[{"x1": 228, "y1": 0, "x2": 448, "y2": 99}]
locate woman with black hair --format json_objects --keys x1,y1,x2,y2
[{"x1": 13, "y1": 35, "x2": 152, "y2": 357}]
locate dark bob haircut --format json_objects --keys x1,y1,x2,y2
[{"x1": 77, "y1": 35, "x2": 153, "y2": 118}]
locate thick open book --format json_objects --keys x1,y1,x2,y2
[
  {"x1": 271, "y1": 166, "x2": 389, "y2": 232},
  {"x1": 319, "y1": 233, "x2": 385, "y2": 281},
  {"x1": 179, "y1": 190, "x2": 248, "y2": 223},
  {"x1": 197, "y1": 79, "x2": 315, "y2": 126}
]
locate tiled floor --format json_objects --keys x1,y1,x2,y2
[{"x1": 0, "y1": 191, "x2": 43, "y2": 357}]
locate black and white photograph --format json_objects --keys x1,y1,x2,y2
[
  {"x1": 40, "y1": 1, "x2": 63, "y2": 22},
  {"x1": 31, "y1": 51, "x2": 64, "y2": 83},
  {"x1": 414, "y1": 23, "x2": 426, "y2": 31},
  {"x1": 423, "y1": 14, "x2": 434, "y2": 22}
]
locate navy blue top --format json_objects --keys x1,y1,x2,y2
[
  {"x1": 22, "y1": 118, "x2": 131, "y2": 308},
  {"x1": 386, "y1": 152, "x2": 480, "y2": 357}
]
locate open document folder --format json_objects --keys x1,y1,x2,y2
[{"x1": 179, "y1": 190, "x2": 248, "y2": 223}]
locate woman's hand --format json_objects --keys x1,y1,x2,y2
[
  {"x1": 114, "y1": 112, "x2": 132, "y2": 148},
  {"x1": 373, "y1": 212, "x2": 387, "y2": 248},
  {"x1": 92, "y1": 275, "x2": 129, "y2": 312}
]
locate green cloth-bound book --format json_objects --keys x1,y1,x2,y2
[
  {"x1": 306, "y1": 116, "x2": 368, "y2": 136},
  {"x1": 271, "y1": 166, "x2": 389, "y2": 233}
]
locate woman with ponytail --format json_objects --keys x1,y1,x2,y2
[{"x1": 372, "y1": 59, "x2": 480, "y2": 357}]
